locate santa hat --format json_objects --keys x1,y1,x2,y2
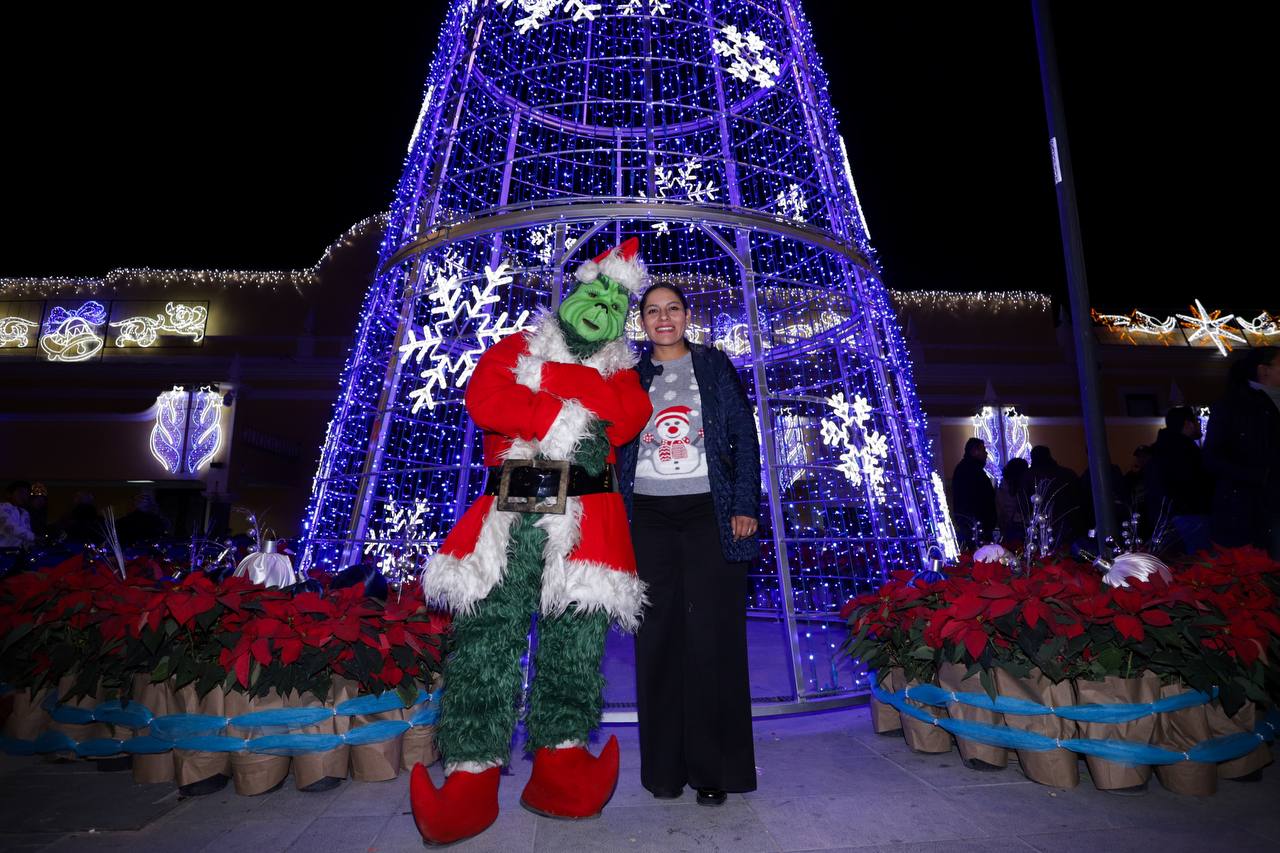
[
  {"x1": 574, "y1": 236, "x2": 647, "y2": 297},
  {"x1": 654, "y1": 405, "x2": 692, "y2": 425}
]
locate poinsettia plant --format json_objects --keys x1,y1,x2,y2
[
  {"x1": 843, "y1": 547, "x2": 1280, "y2": 715},
  {"x1": 0, "y1": 559, "x2": 451, "y2": 708}
]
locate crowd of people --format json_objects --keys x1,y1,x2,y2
[
  {"x1": 0, "y1": 484, "x2": 173, "y2": 568},
  {"x1": 951, "y1": 346, "x2": 1280, "y2": 558}
]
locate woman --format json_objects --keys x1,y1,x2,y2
[{"x1": 617, "y1": 282, "x2": 761, "y2": 806}]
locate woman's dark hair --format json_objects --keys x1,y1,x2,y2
[
  {"x1": 1228, "y1": 346, "x2": 1278, "y2": 389},
  {"x1": 639, "y1": 282, "x2": 689, "y2": 312}
]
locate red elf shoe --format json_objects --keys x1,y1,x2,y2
[
  {"x1": 410, "y1": 763, "x2": 501, "y2": 846},
  {"x1": 520, "y1": 735, "x2": 620, "y2": 819}
]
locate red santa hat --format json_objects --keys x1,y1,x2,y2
[
  {"x1": 654, "y1": 405, "x2": 692, "y2": 426},
  {"x1": 574, "y1": 236, "x2": 647, "y2": 297}
]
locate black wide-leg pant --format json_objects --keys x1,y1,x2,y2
[{"x1": 632, "y1": 493, "x2": 757, "y2": 794}]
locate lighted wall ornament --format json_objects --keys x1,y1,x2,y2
[
  {"x1": 1092, "y1": 301, "x2": 1277, "y2": 355},
  {"x1": 40, "y1": 301, "x2": 107, "y2": 362},
  {"x1": 149, "y1": 385, "x2": 224, "y2": 475},
  {"x1": 972, "y1": 405, "x2": 1031, "y2": 485},
  {"x1": 0, "y1": 317, "x2": 39, "y2": 348},
  {"x1": 110, "y1": 302, "x2": 208, "y2": 347},
  {"x1": 150, "y1": 387, "x2": 190, "y2": 474},
  {"x1": 820, "y1": 392, "x2": 889, "y2": 503}
]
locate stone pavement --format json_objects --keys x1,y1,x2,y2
[{"x1": 2, "y1": 705, "x2": 1277, "y2": 852}]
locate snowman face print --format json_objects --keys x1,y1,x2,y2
[{"x1": 640, "y1": 404, "x2": 707, "y2": 478}]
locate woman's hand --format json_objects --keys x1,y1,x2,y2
[{"x1": 731, "y1": 515, "x2": 758, "y2": 540}]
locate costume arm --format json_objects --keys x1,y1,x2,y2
[
  {"x1": 464, "y1": 334, "x2": 580, "y2": 444},
  {"x1": 540, "y1": 363, "x2": 653, "y2": 445},
  {"x1": 717, "y1": 354, "x2": 762, "y2": 517},
  {"x1": 601, "y1": 368, "x2": 654, "y2": 447}
]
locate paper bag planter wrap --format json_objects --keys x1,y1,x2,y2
[{"x1": 938, "y1": 662, "x2": 1008, "y2": 769}]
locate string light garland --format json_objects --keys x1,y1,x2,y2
[
  {"x1": 0, "y1": 214, "x2": 389, "y2": 298},
  {"x1": 889, "y1": 290, "x2": 1052, "y2": 313}
]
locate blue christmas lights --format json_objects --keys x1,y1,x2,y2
[{"x1": 300, "y1": 0, "x2": 953, "y2": 697}]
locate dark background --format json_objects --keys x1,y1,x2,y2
[{"x1": 1, "y1": 3, "x2": 1265, "y2": 312}]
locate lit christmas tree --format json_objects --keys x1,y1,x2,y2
[{"x1": 301, "y1": 0, "x2": 956, "y2": 699}]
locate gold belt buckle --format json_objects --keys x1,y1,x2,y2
[{"x1": 496, "y1": 458, "x2": 571, "y2": 514}]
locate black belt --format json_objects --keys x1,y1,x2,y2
[{"x1": 484, "y1": 462, "x2": 617, "y2": 498}]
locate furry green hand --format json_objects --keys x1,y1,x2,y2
[{"x1": 574, "y1": 418, "x2": 611, "y2": 476}]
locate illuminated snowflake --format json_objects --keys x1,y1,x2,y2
[
  {"x1": 528, "y1": 224, "x2": 578, "y2": 265},
  {"x1": 402, "y1": 261, "x2": 531, "y2": 414},
  {"x1": 500, "y1": 0, "x2": 599, "y2": 34},
  {"x1": 618, "y1": 0, "x2": 669, "y2": 14},
  {"x1": 774, "y1": 183, "x2": 808, "y2": 222},
  {"x1": 820, "y1": 392, "x2": 888, "y2": 502},
  {"x1": 1177, "y1": 299, "x2": 1246, "y2": 356},
  {"x1": 364, "y1": 498, "x2": 439, "y2": 584},
  {"x1": 712, "y1": 25, "x2": 780, "y2": 89},
  {"x1": 640, "y1": 156, "x2": 718, "y2": 203}
]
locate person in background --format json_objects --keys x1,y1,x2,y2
[
  {"x1": 995, "y1": 457, "x2": 1029, "y2": 544},
  {"x1": 618, "y1": 281, "x2": 760, "y2": 807},
  {"x1": 59, "y1": 492, "x2": 104, "y2": 546},
  {"x1": 115, "y1": 491, "x2": 171, "y2": 546},
  {"x1": 1026, "y1": 446, "x2": 1081, "y2": 545},
  {"x1": 0, "y1": 481, "x2": 36, "y2": 550},
  {"x1": 1205, "y1": 347, "x2": 1280, "y2": 557},
  {"x1": 1144, "y1": 406, "x2": 1213, "y2": 554},
  {"x1": 951, "y1": 438, "x2": 997, "y2": 548}
]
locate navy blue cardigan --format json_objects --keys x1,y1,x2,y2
[{"x1": 618, "y1": 342, "x2": 762, "y2": 563}]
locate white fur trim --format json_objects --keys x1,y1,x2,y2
[
  {"x1": 421, "y1": 503, "x2": 520, "y2": 616},
  {"x1": 539, "y1": 400, "x2": 593, "y2": 460},
  {"x1": 553, "y1": 740, "x2": 584, "y2": 749},
  {"x1": 576, "y1": 253, "x2": 647, "y2": 296},
  {"x1": 536, "y1": 498, "x2": 647, "y2": 633},
  {"x1": 446, "y1": 759, "x2": 502, "y2": 775}
]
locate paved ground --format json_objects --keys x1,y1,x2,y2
[{"x1": 1, "y1": 705, "x2": 1277, "y2": 852}]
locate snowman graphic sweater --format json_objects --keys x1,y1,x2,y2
[{"x1": 634, "y1": 352, "x2": 710, "y2": 495}]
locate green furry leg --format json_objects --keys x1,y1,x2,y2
[
  {"x1": 526, "y1": 606, "x2": 608, "y2": 750},
  {"x1": 435, "y1": 514, "x2": 546, "y2": 765}
]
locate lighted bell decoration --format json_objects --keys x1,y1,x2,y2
[{"x1": 234, "y1": 538, "x2": 296, "y2": 589}]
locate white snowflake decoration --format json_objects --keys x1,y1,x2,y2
[
  {"x1": 640, "y1": 155, "x2": 718, "y2": 203},
  {"x1": 364, "y1": 498, "x2": 439, "y2": 584},
  {"x1": 500, "y1": 0, "x2": 599, "y2": 35},
  {"x1": 1177, "y1": 299, "x2": 1246, "y2": 356},
  {"x1": 618, "y1": 0, "x2": 669, "y2": 14},
  {"x1": 401, "y1": 260, "x2": 531, "y2": 414},
  {"x1": 650, "y1": 221, "x2": 670, "y2": 237},
  {"x1": 712, "y1": 25, "x2": 781, "y2": 89},
  {"x1": 528, "y1": 224, "x2": 578, "y2": 265},
  {"x1": 820, "y1": 392, "x2": 889, "y2": 503},
  {"x1": 774, "y1": 183, "x2": 808, "y2": 223}
]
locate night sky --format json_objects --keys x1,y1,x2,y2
[{"x1": 3, "y1": 4, "x2": 1264, "y2": 313}]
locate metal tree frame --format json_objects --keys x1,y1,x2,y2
[{"x1": 301, "y1": 0, "x2": 955, "y2": 714}]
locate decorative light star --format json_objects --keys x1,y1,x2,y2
[{"x1": 1177, "y1": 299, "x2": 1246, "y2": 356}]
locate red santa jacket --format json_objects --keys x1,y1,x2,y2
[{"x1": 422, "y1": 310, "x2": 653, "y2": 631}]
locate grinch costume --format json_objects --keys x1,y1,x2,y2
[{"x1": 410, "y1": 238, "x2": 653, "y2": 845}]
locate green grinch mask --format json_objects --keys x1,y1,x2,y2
[{"x1": 557, "y1": 274, "x2": 630, "y2": 343}]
